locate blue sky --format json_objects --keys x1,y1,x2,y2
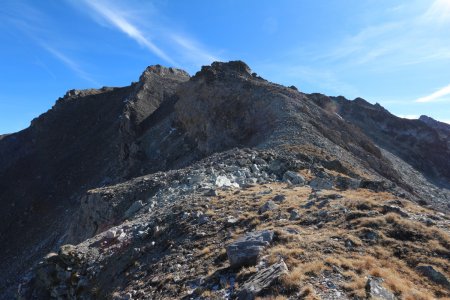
[{"x1": 1, "y1": 0, "x2": 450, "y2": 134}]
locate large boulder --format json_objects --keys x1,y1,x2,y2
[
  {"x1": 226, "y1": 230, "x2": 274, "y2": 268},
  {"x1": 335, "y1": 176, "x2": 360, "y2": 190},
  {"x1": 282, "y1": 171, "x2": 305, "y2": 185},
  {"x1": 236, "y1": 260, "x2": 288, "y2": 300},
  {"x1": 309, "y1": 177, "x2": 333, "y2": 190}
]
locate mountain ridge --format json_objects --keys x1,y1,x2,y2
[{"x1": 1, "y1": 61, "x2": 449, "y2": 299}]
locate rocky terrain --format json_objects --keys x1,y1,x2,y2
[{"x1": 0, "y1": 61, "x2": 449, "y2": 299}]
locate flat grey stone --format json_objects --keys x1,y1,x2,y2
[{"x1": 226, "y1": 230, "x2": 274, "y2": 268}]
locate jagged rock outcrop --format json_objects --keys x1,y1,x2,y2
[{"x1": 0, "y1": 66, "x2": 190, "y2": 297}]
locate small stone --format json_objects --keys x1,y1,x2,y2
[
  {"x1": 360, "y1": 229, "x2": 378, "y2": 242},
  {"x1": 198, "y1": 215, "x2": 209, "y2": 225},
  {"x1": 317, "y1": 210, "x2": 328, "y2": 219},
  {"x1": 258, "y1": 201, "x2": 278, "y2": 214},
  {"x1": 268, "y1": 160, "x2": 283, "y2": 172},
  {"x1": 117, "y1": 231, "x2": 127, "y2": 241},
  {"x1": 284, "y1": 227, "x2": 301, "y2": 235},
  {"x1": 204, "y1": 189, "x2": 218, "y2": 197},
  {"x1": 289, "y1": 209, "x2": 300, "y2": 220},
  {"x1": 226, "y1": 217, "x2": 239, "y2": 225},
  {"x1": 237, "y1": 158, "x2": 250, "y2": 166},
  {"x1": 137, "y1": 230, "x2": 148, "y2": 238},
  {"x1": 301, "y1": 201, "x2": 315, "y2": 209},
  {"x1": 123, "y1": 292, "x2": 133, "y2": 300},
  {"x1": 382, "y1": 205, "x2": 408, "y2": 217},
  {"x1": 124, "y1": 200, "x2": 144, "y2": 219},
  {"x1": 272, "y1": 194, "x2": 286, "y2": 202}
]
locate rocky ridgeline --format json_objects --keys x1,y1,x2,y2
[
  {"x1": 65, "y1": 148, "x2": 400, "y2": 245},
  {"x1": 18, "y1": 148, "x2": 450, "y2": 299},
  {"x1": 1, "y1": 61, "x2": 449, "y2": 299}
]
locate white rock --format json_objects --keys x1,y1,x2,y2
[{"x1": 215, "y1": 175, "x2": 239, "y2": 188}]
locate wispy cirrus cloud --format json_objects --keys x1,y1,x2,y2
[
  {"x1": 73, "y1": 0, "x2": 219, "y2": 68},
  {"x1": 79, "y1": 0, "x2": 176, "y2": 65},
  {"x1": 2, "y1": 1, "x2": 97, "y2": 84},
  {"x1": 316, "y1": 0, "x2": 450, "y2": 68},
  {"x1": 39, "y1": 43, "x2": 98, "y2": 85},
  {"x1": 422, "y1": 0, "x2": 450, "y2": 24},
  {"x1": 416, "y1": 83, "x2": 450, "y2": 103},
  {"x1": 170, "y1": 34, "x2": 219, "y2": 66}
]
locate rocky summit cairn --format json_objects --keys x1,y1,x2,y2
[{"x1": 1, "y1": 61, "x2": 449, "y2": 299}]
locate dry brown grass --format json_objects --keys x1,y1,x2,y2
[
  {"x1": 205, "y1": 181, "x2": 450, "y2": 298},
  {"x1": 299, "y1": 284, "x2": 320, "y2": 299},
  {"x1": 197, "y1": 246, "x2": 211, "y2": 257},
  {"x1": 255, "y1": 296, "x2": 288, "y2": 300}
]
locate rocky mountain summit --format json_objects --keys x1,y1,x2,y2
[{"x1": 0, "y1": 61, "x2": 449, "y2": 299}]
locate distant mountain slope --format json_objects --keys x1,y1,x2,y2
[{"x1": 308, "y1": 94, "x2": 450, "y2": 188}]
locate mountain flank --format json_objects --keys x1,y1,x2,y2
[{"x1": 0, "y1": 61, "x2": 449, "y2": 299}]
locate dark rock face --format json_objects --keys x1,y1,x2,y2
[
  {"x1": 0, "y1": 61, "x2": 449, "y2": 298},
  {"x1": 0, "y1": 66, "x2": 190, "y2": 295}
]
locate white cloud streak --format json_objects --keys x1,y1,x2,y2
[
  {"x1": 416, "y1": 83, "x2": 450, "y2": 103},
  {"x1": 77, "y1": 0, "x2": 219, "y2": 68},
  {"x1": 170, "y1": 34, "x2": 219, "y2": 65},
  {"x1": 3, "y1": 1, "x2": 97, "y2": 84},
  {"x1": 422, "y1": 0, "x2": 450, "y2": 24},
  {"x1": 80, "y1": 0, "x2": 177, "y2": 65},
  {"x1": 317, "y1": 0, "x2": 450, "y2": 68},
  {"x1": 39, "y1": 43, "x2": 98, "y2": 85}
]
